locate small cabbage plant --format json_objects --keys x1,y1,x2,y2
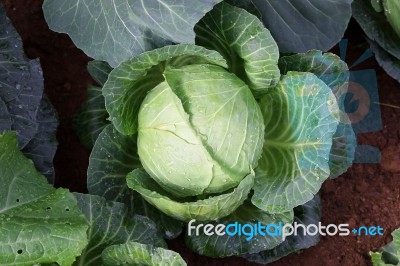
[
  {"x1": 44, "y1": 0, "x2": 356, "y2": 264},
  {"x1": 370, "y1": 228, "x2": 400, "y2": 266},
  {"x1": 353, "y1": 0, "x2": 400, "y2": 83}
]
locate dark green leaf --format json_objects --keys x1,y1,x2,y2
[
  {"x1": 236, "y1": 0, "x2": 352, "y2": 53},
  {"x1": 0, "y1": 3, "x2": 58, "y2": 179},
  {"x1": 73, "y1": 193, "x2": 166, "y2": 266},
  {"x1": 102, "y1": 241, "x2": 187, "y2": 266},
  {"x1": 368, "y1": 38, "x2": 400, "y2": 83},
  {"x1": 0, "y1": 3, "x2": 43, "y2": 148},
  {"x1": 74, "y1": 85, "x2": 109, "y2": 149},
  {"x1": 74, "y1": 59, "x2": 113, "y2": 150},
  {"x1": 371, "y1": 0, "x2": 383, "y2": 12},
  {"x1": 353, "y1": 0, "x2": 400, "y2": 59},
  {"x1": 87, "y1": 60, "x2": 113, "y2": 86},
  {"x1": 88, "y1": 125, "x2": 140, "y2": 202},
  {"x1": 43, "y1": 0, "x2": 222, "y2": 67},
  {"x1": 21, "y1": 95, "x2": 58, "y2": 180},
  {"x1": 0, "y1": 132, "x2": 88, "y2": 266},
  {"x1": 329, "y1": 122, "x2": 356, "y2": 179},
  {"x1": 0, "y1": 97, "x2": 11, "y2": 132},
  {"x1": 370, "y1": 228, "x2": 400, "y2": 266},
  {"x1": 88, "y1": 125, "x2": 183, "y2": 239},
  {"x1": 185, "y1": 200, "x2": 293, "y2": 257},
  {"x1": 382, "y1": 0, "x2": 400, "y2": 38},
  {"x1": 225, "y1": 0, "x2": 262, "y2": 17},
  {"x1": 243, "y1": 195, "x2": 321, "y2": 264}
]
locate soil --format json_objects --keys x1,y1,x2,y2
[{"x1": 3, "y1": 1, "x2": 400, "y2": 266}]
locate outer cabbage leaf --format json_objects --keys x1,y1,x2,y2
[
  {"x1": 102, "y1": 242, "x2": 187, "y2": 266},
  {"x1": 371, "y1": 0, "x2": 383, "y2": 12},
  {"x1": 42, "y1": 0, "x2": 222, "y2": 67},
  {"x1": 73, "y1": 193, "x2": 166, "y2": 266},
  {"x1": 368, "y1": 39, "x2": 400, "y2": 83},
  {"x1": 0, "y1": 3, "x2": 42, "y2": 148},
  {"x1": 0, "y1": 97, "x2": 11, "y2": 132},
  {"x1": 185, "y1": 199, "x2": 293, "y2": 257},
  {"x1": 231, "y1": 0, "x2": 352, "y2": 53},
  {"x1": 88, "y1": 125, "x2": 183, "y2": 239},
  {"x1": 195, "y1": 2, "x2": 280, "y2": 96},
  {"x1": 353, "y1": 0, "x2": 400, "y2": 60},
  {"x1": 253, "y1": 72, "x2": 339, "y2": 213},
  {"x1": 279, "y1": 51, "x2": 349, "y2": 89},
  {"x1": 88, "y1": 125, "x2": 140, "y2": 203},
  {"x1": 74, "y1": 85, "x2": 109, "y2": 149},
  {"x1": 74, "y1": 61, "x2": 112, "y2": 149},
  {"x1": 279, "y1": 51, "x2": 356, "y2": 178},
  {"x1": 102, "y1": 44, "x2": 227, "y2": 135},
  {"x1": 127, "y1": 168, "x2": 254, "y2": 222},
  {"x1": 21, "y1": 95, "x2": 58, "y2": 179},
  {"x1": 370, "y1": 228, "x2": 400, "y2": 266},
  {"x1": 329, "y1": 122, "x2": 356, "y2": 178},
  {"x1": 0, "y1": 3, "x2": 58, "y2": 179},
  {"x1": 225, "y1": 0, "x2": 262, "y2": 17},
  {"x1": 382, "y1": 0, "x2": 400, "y2": 38},
  {"x1": 87, "y1": 60, "x2": 113, "y2": 86},
  {"x1": 243, "y1": 195, "x2": 321, "y2": 264},
  {"x1": 0, "y1": 132, "x2": 88, "y2": 266}
]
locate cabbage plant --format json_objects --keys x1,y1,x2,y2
[
  {"x1": 353, "y1": 0, "x2": 400, "y2": 83},
  {"x1": 42, "y1": 0, "x2": 356, "y2": 264},
  {"x1": 370, "y1": 228, "x2": 400, "y2": 266}
]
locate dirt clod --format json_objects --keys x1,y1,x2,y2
[{"x1": 381, "y1": 145, "x2": 400, "y2": 172}]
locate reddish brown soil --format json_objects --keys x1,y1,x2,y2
[{"x1": 3, "y1": 1, "x2": 400, "y2": 266}]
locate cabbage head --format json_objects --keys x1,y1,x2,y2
[{"x1": 137, "y1": 64, "x2": 264, "y2": 197}]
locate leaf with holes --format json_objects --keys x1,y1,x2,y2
[{"x1": 0, "y1": 132, "x2": 88, "y2": 266}]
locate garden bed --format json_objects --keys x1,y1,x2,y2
[{"x1": 3, "y1": 0, "x2": 400, "y2": 265}]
